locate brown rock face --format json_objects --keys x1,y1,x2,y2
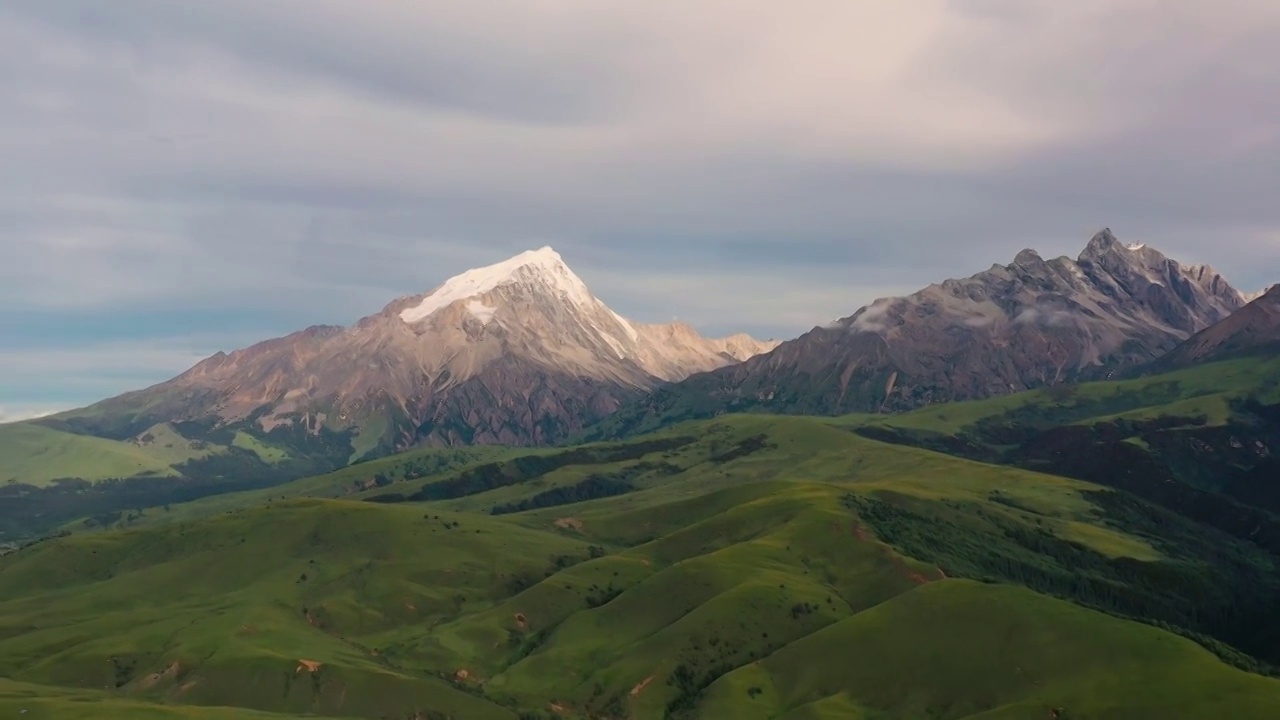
[
  {"x1": 61, "y1": 247, "x2": 776, "y2": 453},
  {"x1": 1151, "y1": 284, "x2": 1280, "y2": 371},
  {"x1": 595, "y1": 229, "x2": 1248, "y2": 436}
]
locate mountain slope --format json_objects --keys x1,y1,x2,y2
[
  {"x1": 43, "y1": 247, "x2": 776, "y2": 454},
  {"x1": 4, "y1": 415, "x2": 1280, "y2": 718},
  {"x1": 588, "y1": 229, "x2": 1247, "y2": 439},
  {"x1": 1151, "y1": 284, "x2": 1280, "y2": 371}
]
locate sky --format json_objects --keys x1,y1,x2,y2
[{"x1": 2, "y1": 0, "x2": 1279, "y2": 421}]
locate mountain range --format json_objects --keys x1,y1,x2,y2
[
  {"x1": 22, "y1": 228, "x2": 1276, "y2": 466},
  {"x1": 592, "y1": 229, "x2": 1257, "y2": 437}
]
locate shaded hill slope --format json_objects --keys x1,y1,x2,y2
[
  {"x1": 698, "y1": 580, "x2": 1280, "y2": 720},
  {"x1": 849, "y1": 355, "x2": 1280, "y2": 558}
]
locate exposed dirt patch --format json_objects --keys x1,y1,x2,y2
[
  {"x1": 850, "y1": 520, "x2": 871, "y2": 542},
  {"x1": 514, "y1": 612, "x2": 528, "y2": 630},
  {"x1": 175, "y1": 680, "x2": 198, "y2": 696},
  {"x1": 629, "y1": 674, "x2": 656, "y2": 697},
  {"x1": 297, "y1": 659, "x2": 323, "y2": 674},
  {"x1": 404, "y1": 601, "x2": 417, "y2": 612},
  {"x1": 883, "y1": 548, "x2": 936, "y2": 585},
  {"x1": 639, "y1": 558, "x2": 652, "y2": 567},
  {"x1": 858, "y1": 525, "x2": 938, "y2": 585},
  {"x1": 553, "y1": 517, "x2": 584, "y2": 531},
  {"x1": 137, "y1": 660, "x2": 181, "y2": 690},
  {"x1": 454, "y1": 669, "x2": 470, "y2": 682},
  {"x1": 549, "y1": 701, "x2": 571, "y2": 715}
]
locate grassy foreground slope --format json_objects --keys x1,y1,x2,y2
[
  {"x1": 3, "y1": 416, "x2": 1280, "y2": 718},
  {"x1": 699, "y1": 581, "x2": 1280, "y2": 720},
  {"x1": 0, "y1": 679, "x2": 327, "y2": 719}
]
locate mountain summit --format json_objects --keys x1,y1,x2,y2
[
  {"x1": 62, "y1": 247, "x2": 778, "y2": 453},
  {"x1": 593, "y1": 229, "x2": 1247, "y2": 436}
]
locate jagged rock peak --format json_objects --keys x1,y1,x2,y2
[
  {"x1": 1013, "y1": 248, "x2": 1044, "y2": 266},
  {"x1": 1080, "y1": 227, "x2": 1120, "y2": 259}
]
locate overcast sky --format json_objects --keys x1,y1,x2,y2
[{"x1": 2, "y1": 0, "x2": 1279, "y2": 421}]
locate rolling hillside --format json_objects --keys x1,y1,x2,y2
[
  {"x1": 845, "y1": 355, "x2": 1280, "y2": 555},
  {"x1": 4, "y1": 414, "x2": 1280, "y2": 719},
  {"x1": 0, "y1": 422, "x2": 200, "y2": 486},
  {"x1": 0, "y1": 415, "x2": 348, "y2": 544}
]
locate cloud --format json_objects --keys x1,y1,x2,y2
[
  {"x1": 851, "y1": 300, "x2": 897, "y2": 334},
  {"x1": 1, "y1": 1, "x2": 1279, "y2": 408},
  {"x1": 1013, "y1": 307, "x2": 1075, "y2": 327},
  {"x1": 0, "y1": 406, "x2": 63, "y2": 425}
]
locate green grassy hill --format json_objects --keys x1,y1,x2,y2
[
  {"x1": 861, "y1": 355, "x2": 1280, "y2": 436},
  {"x1": 0, "y1": 678, "x2": 326, "y2": 719},
  {"x1": 831, "y1": 356, "x2": 1280, "y2": 564},
  {"x1": 0, "y1": 415, "x2": 342, "y2": 543},
  {"x1": 698, "y1": 581, "x2": 1280, "y2": 720},
  {"x1": 75, "y1": 444, "x2": 519, "y2": 534},
  {"x1": 4, "y1": 414, "x2": 1280, "y2": 718},
  {"x1": 0, "y1": 422, "x2": 200, "y2": 486}
]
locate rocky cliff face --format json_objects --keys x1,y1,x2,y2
[
  {"x1": 62, "y1": 247, "x2": 778, "y2": 452},
  {"x1": 592, "y1": 229, "x2": 1248, "y2": 437},
  {"x1": 1151, "y1": 284, "x2": 1280, "y2": 371}
]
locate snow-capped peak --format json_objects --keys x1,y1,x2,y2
[
  {"x1": 400, "y1": 246, "x2": 596, "y2": 324},
  {"x1": 385, "y1": 245, "x2": 777, "y2": 383}
]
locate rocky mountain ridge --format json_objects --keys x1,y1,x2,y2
[{"x1": 590, "y1": 229, "x2": 1250, "y2": 438}]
